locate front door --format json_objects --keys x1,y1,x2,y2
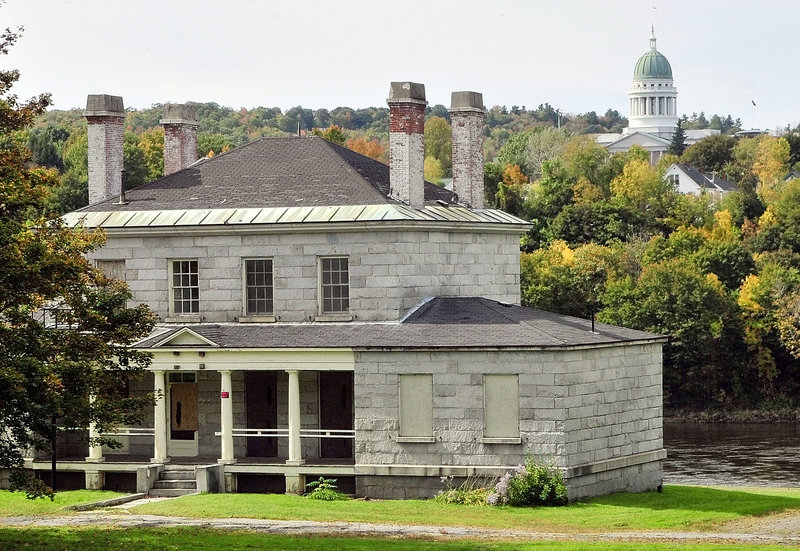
[
  {"x1": 168, "y1": 372, "x2": 198, "y2": 456},
  {"x1": 245, "y1": 371, "x2": 278, "y2": 457},
  {"x1": 319, "y1": 371, "x2": 354, "y2": 459}
]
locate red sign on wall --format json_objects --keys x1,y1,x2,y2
[{"x1": 220, "y1": 391, "x2": 230, "y2": 398}]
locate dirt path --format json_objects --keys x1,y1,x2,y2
[{"x1": 3, "y1": 510, "x2": 800, "y2": 545}]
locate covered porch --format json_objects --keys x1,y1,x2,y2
[{"x1": 34, "y1": 330, "x2": 357, "y2": 494}]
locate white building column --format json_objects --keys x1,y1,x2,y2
[
  {"x1": 152, "y1": 370, "x2": 168, "y2": 463},
  {"x1": 219, "y1": 369, "x2": 235, "y2": 464},
  {"x1": 286, "y1": 369, "x2": 304, "y2": 466},
  {"x1": 86, "y1": 394, "x2": 104, "y2": 463}
]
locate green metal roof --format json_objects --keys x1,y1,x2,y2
[
  {"x1": 61, "y1": 205, "x2": 530, "y2": 229},
  {"x1": 633, "y1": 34, "x2": 673, "y2": 80}
]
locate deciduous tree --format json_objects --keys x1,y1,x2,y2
[{"x1": 0, "y1": 21, "x2": 156, "y2": 497}]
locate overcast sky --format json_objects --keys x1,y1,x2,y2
[{"x1": 4, "y1": 0, "x2": 797, "y2": 131}]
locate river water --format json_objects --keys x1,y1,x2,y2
[{"x1": 664, "y1": 420, "x2": 800, "y2": 486}]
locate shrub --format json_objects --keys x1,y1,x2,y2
[
  {"x1": 434, "y1": 475, "x2": 491, "y2": 506},
  {"x1": 488, "y1": 457, "x2": 568, "y2": 507},
  {"x1": 305, "y1": 477, "x2": 349, "y2": 501}
]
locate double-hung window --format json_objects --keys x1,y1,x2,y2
[
  {"x1": 244, "y1": 258, "x2": 274, "y2": 316},
  {"x1": 171, "y1": 259, "x2": 199, "y2": 315},
  {"x1": 319, "y1": 256, "x2": 349, "y2": 314}
]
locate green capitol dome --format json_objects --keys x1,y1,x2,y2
[{"x1": 633, "y1": 31, "x2": 672, "y2": 80}]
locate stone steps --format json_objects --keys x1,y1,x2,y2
[{"x1": 149, "y1": 467, "x2": 198, "y2": 497}]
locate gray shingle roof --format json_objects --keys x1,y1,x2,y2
[
  {"x1": 677, "y1": 164, "x2": 737, "y2": 192},
  {"x1": 83, "y1": 136, "x2": 455, "y2": 212},
  {"x1": 135, "y1": 297, "x2": 663, "y2": 350}
]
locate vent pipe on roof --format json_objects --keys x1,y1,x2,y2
[
  {"x1": 161, "y1": 104, "x2": 199, "y2": 175},
  {"x1": 449, "y1": 91, "x2": 486, "y2": 209},
  {"x1": 387, "y1": 81, "x2": 427, "y2": 208},
  {"x1": 85, "y1": 94, "x2": 125, "y2": 205}
]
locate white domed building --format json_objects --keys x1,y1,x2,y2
[{"x1": 598, "y1": 30, "x2": 718, "y2": 163}]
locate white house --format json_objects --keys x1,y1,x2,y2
[
  {"x1": 27, "y1": 83, "x2": 666, "y2": 500},
  {"x1": 664, "y1": 163, "x2": 737, "y2": 198}
]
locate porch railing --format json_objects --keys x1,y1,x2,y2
[
  {"x1": 99, "y1": 427, "x2": 155, "y2": 437},
  {"x1": 216, "y1": 428, "x2": 355, "y2": 439}
]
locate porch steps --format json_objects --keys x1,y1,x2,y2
[{"x1": 149, "y1": 465, "x2": 198, "y2": 497}]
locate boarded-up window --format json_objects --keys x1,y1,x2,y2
[
  {"x1": 96, "y1": 259, "x2": 126, "y2": 281},
  {"x1": 399, "y1": 374, "x2": 433, "y2": 438},
  {"x1": 484, "y1": 374, "x2": 519, "y2": 439}
]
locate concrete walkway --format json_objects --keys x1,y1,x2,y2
[{"x1": 3, "y1": 508, "x2": 800, "y2": 545}]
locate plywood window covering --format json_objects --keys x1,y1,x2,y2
[
  {"x1": 399, "y1": 374, "x2": 433, "y2": 438},
  {"x1": 484, "y1": 374, "x2": 520, "y2": 439},
  {"x1": 171, "y1": 259, "x2": 199, "y2": 314},
  {"x1": 245, "y1": 258, "x2": 274, "y2": 315},
  {"x1": 320, "y1": 256, "x2": 349, "y2": 313}
]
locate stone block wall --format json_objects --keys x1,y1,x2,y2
[
  {"x1": 353, "y1": 343, "x2": 664, "y2": 499},
  {"x1": 89, "y1": 227, "x2": 521, "y2": 323}
]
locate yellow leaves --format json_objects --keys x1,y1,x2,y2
[
  {"x1": 710, "y1": 209, "x2": 737, "y2": 241},
  {"x1": 552, "y1": 240, "x2": 575, "y2": 266},
  {"x1": 609, "y1": 158, "x2": 661, "y2": 208},
  {"x1": 424, "y1": 156, "x2": 443, "y2": 185},
  {"x1": 572, "y1": 176, "x2": 603, "y2": 204},
  {"x1": 738, "y1": 274, "x2": 763, "y2": 313},
  {"x1": 757, "y1": 205, "x2": 778, "y2": 228},
  {"x1": 754, "y1": 136, "x2": 790, "y2": 203},
  {"x1": 345, "y1": 136, "x2": 388, "y2": 163}
]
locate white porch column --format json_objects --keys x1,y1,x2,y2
[
  {"x1": 219, "y1": 369, "x2": 235, "y2": 464},
  {"x1": 152, "y1": 370, "x2": 168, "y2": 463},
  {"x1": 86, "y1": 394, "x2": 104, "y2": 463},
  {"x1": 286, "y1": 369, "x2": 304, "y2": 466}
]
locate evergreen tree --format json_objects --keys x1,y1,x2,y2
[{"x1": 668, "y1": 119, "x2": 688, "y2": 156}]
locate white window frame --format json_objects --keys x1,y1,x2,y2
[
  {"x1": 240, "y1": 257, "x2": 275, "y2": 322},
  {"x1": 168, "y1": 259, "x2": 200, "y2": 321},
  {"x1": 397, "y1": 374, "x2": 434, "y2": 443},
  {"x1": 316, "y1": 256, "x2": 351, "y2": 321}
]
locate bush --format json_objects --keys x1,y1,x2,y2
[
  {"x1": 304, "y1": 477, "x2": 349, "y2": 501},
  {"x1": 488, "y1": 457, "x2": 568, "y2": 507},
  {"x1": 433, "y1": 476, "x2": 491, "y2": 506}
]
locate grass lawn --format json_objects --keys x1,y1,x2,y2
[
  {"x1": 0, "y1": 527, "x2": 793, "y2": 551},
  {"x1": 0, "y1": 490, "x2": 124, "y2": 516},
  {"x1": 130, "y1": 485, "x2": 800, "y2": 533}
]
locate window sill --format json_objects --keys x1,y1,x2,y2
[
  {"x1": 314, "y1": 313, "x2": 353, "y2": 322},
  {"x1": 396, "y1": 436, "x2": 436, "y2": 443},
  {"x1": 165, "y1": 315, "x2": 201, "y2": 323},
  {"x1": 481, "y1": 437, "x2": 522, "y2": 445},
  {"x1": 238, "y1": 316, "x2": 276, "y2": 323}
]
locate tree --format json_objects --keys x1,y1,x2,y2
[
  {"x1": 344, "y1": 136, "x2": 387, "y2": 162},
  {"x1": 423, "y1": 116, "x2": 452, "y2": 177},
  {"x1": 0, "y1": 22, "x2": 156, "y2": 496},
  {"x1": 667, "y1": 119, "x2": 687, "y2": 156},
  {"x1": 681, "y1": 134, "x2": 736, "y2": 175},
  {"x1": 423, "y1": 155, "x2": 443, "y2": 185},
  {"x1": 311, "y1": 125, "x2": 345, "y2": 145}
]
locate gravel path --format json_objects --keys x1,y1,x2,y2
[{"x1": 3, "y1": 509, "x2": 800, "y2": 545}]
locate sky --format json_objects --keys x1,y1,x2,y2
[{"x1": 3, "y1": 0, "x2": 798, "y2": 132}]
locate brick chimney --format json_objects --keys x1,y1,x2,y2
[
  {"x1": 161, "y1": 104, "x2": 199, "y2": 175},
  {"x1": 449, "y1": 91, "x2": 486, "y2": 208},
  {"x1": 387, "y1": 82, "x2": 427, "y2": 207},
  {"x1": 85, "y1": 94, "x2": 124, "y2": 204}
]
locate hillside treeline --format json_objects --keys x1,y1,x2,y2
[{"x1": 498, "y1": 129, "x2": 800, "y2": 410}]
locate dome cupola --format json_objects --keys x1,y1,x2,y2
[{"x1": 633, "y1": 30, "x2": 673, "y2": 80}]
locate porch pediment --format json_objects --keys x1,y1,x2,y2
[{"x1": 151, "y1": 327, "x2": 220, "y2": 348}]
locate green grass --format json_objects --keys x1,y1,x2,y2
[
  {"x1": 0, "y1": 527, "x2": 792, "y2": 551},
  {"x1": 0, "y1": 490, "x2": 124, "y2": 516},
  {"x1": 130, "y1": 485, "x2": 800, "y2": 533}
]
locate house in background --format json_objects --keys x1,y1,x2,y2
[
  {"x1": 24, "y1": 83, "x2": 666, "y2": 500},
  {"x1": 664, "y1": 163, "x2": 737, "y2": 198}
]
